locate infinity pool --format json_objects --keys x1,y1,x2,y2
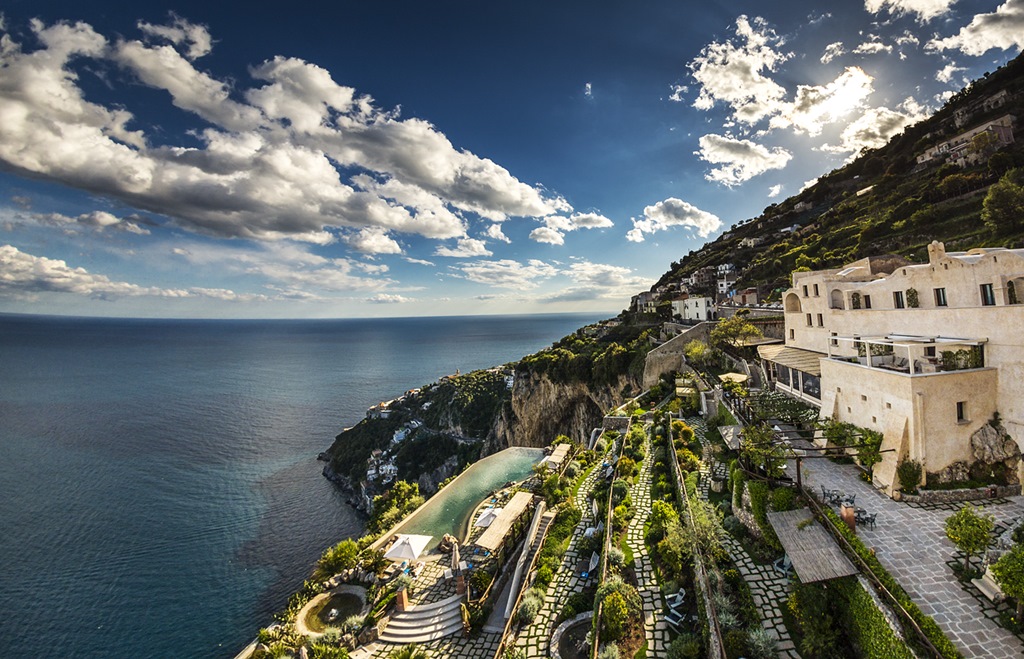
[{"x1": 388, "y1": 447, "x2": 544, "y2": 549}]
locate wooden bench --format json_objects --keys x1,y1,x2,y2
[{"x1": 972, "y1": 567, "x2": 1005, "y2": 603}]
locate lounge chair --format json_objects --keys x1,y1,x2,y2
[
  {"x1": 773, "y1": 555, "x2": 793, "y2": 576},
  {"x1": 667, "y1": 589, "x2": 686, "y2": 609},
  {"x1": 665, "y1": 610, "x2": 684, "y2": 630}
]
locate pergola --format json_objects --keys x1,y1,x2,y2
[
  {"x1": 476, "y1": 491, "x2": 534, "y2": 551},
  {"x1": 767, "y1": 509, "x2": 858, "y2": 583}
]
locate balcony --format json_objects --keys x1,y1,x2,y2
[{"x1": 827, "y1": 334, "x2": 987, "y2": 376}]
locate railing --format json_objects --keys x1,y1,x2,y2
[
  {"x1": 591, "y1": 426, "x2": 627, "y2": 659},
  {"x1": 803, "y1": 490, "x2": 950, "y2": 658},
  {"x1": 492, "y1": 501, "x2": 552, "y2": 659}
]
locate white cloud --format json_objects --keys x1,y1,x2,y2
[
  {"x1": 927, "y1": 0, "x2": 1024, "y2": 55},
  {"x1": 367, "y1": 293, "x2": 410, "y2": 304},
  {"x1": 569, "y1": 212, "x2": 614, "y2": 229},
  {"x1": 529, "y1": 227, "x2": 565, "y2": 245},
  {"x1": 696, "y1": 134, "x2": 792, "y2": 186},
  {"x1": 852, "y1": 38, "x2": 893, "y2": 55},
  {"x1": 689, "y1": 16, "x2": 790, "y2": 125},
  {"x1": 894, "y1": 31, "x2": 920, "y2": 46},
  {"x1": 626, "y1": 197, "x2": 721, "y2": 243},
  {"x1": 768, "y1": 184, "x2": 783, "y2": 198},
  {"x1": 484, "y1": 223, "x2": 511, "y2": 243},
  {"x1": 668, "y1": 84, "x2": 688, "y2": 102},
  {"x1": 821, "y1": 98, "x2": 928, "y2": 154},
  {"x1": 800, "y1": 178, "x2": 819, "y2": 192},
  {"x1": 936, "y1": 62, "x2": 966, "y2": 83},
  {"x1": 403, "y1": 257, "x2": 435, "y2": 266},
  {"x1": 539, "y1": 260, "x2": 654, "y2": 303},
  {"x1": 35, "y1": 211, "x2": 151, "y2": 234},
  {"x1": 434, "y1": 237, "x2": 493, "y2": 258},
  {"x1": 0, "y1": 18, "x2": 570, "y2": 252},
  {"x1": 769, "y1": 67, "x2": 874, "y2": 135},
  {"x1": 452, "y1": 259, "x2": 559, "y2": 289},
  {"x1": 865, "y1": 0, "x2": 958, "y2": 22},
  {"x1": 584, "y1": 82, "x2": 592, "y2": 98},
  {"x1": 0, "y1": 244, "x2": 261, "y2": 301},
  {"x1": 345, "y1": 226, "x2": 402, "y2": 254},
  {"x1": 820, "y1": 41, "x2": 845, "y2": 64},
  {"x1": 137, "y1": 15, "x2": 212, "y2": 60}
]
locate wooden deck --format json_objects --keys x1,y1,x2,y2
[
  {"x1": 767, "y1": 509, "x2": 858, "y2": 583},
  {"x1": 476, "y1": 491, "x2": 534, "y2": 551}
]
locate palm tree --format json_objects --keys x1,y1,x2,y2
[{"x1": 388, "y1": 644, "x2": 428, "y2": 659}]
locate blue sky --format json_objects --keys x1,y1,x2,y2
[{"x1": 0, "y1": 0, "x2": 1021, "y2": 318}]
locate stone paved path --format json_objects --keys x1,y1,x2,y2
[
  {"x1": 799, "y1": 455, "x2": 1024, "y2": 658},
  {"x1": 623, "y1": 428, "x2": 671, "y2": 657},
  {"x1": 350, "y1": 631, "x2": 501, "y2": 658},
  {"x1": 513, "y1": 455, "x2": 607, "y2": 657},
  {"x1": 691, "y1": 418, "x2": 801, "y2": 659}
]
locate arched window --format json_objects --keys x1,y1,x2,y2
[
  {"x1": 830, "y1": 289, "x2": 845, "y2": 310},
  {"x1": 784, "y1": 292, "x2": 802, "y2": 313}
]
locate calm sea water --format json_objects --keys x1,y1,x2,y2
[{"x1": 0, "y1": 312, "x2": 605, "y2": 658}]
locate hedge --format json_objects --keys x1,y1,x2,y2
[
  {"x1": 839, "y1": 578, "x2": 915, "y2": 659},
  {"x1": 746, "y1": 481, "x2": 781, "y2": 550},
  {"x1": 821, "y1": 507, "x2": 962, "y2": 658}
]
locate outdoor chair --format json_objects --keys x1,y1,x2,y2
[
  {"x1": 773, "y1": 554, "x2": 793, "y2": 576},
  {"x1": 667, "y1": 589, "x2": 686, "y2": 609},
  {"x1": 863, "y1": 513, "x2": 877, "y2": 529},
  {"x1": 842, "y1": 494, "x2": 856, "y2": 506},
  {"x1": 665, "y1": 610, "x2": 684, "y2": 631}
]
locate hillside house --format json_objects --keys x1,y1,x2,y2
[
  {"x1": 760, "y1": 242, "x2": 1024, "y2": 495},
  {"x1": 674, "y1": 296, "x2": 716, "y2": 322},
  {"x1": 915, "y1": 114, "x2": 1015, "y2": 168}
]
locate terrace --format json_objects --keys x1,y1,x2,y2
[{"x1": 826, "y1": 334, "x2": 988, "y2": 376}]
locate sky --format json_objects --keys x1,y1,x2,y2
[{"x1": 0, "y1": 0, "x2": 1021, "y2": 318}]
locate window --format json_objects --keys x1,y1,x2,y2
[
  {"x1": 803, "y1": 285, "x2": 809, "y2": 297},
  {"x1": 980, "y1": 283, "x2": 996, "y2": 306},
  {"x1": 956, "y1": 401, "x2": 968, "y2": 423},
  {"x1": 861, "y1": 394, "x2": 867, "y2": 401},
  {"x1": 817, "y1": 313, "x2": 824, "y2": 327},
  {"x1": 802, "y1": 373, "x2": 821, "y2": 399},
  {"x1": 934, "y1": 287, "x2": 947, "y2": 307},
  {"x1": 813, "y1": 284, "x2": 820, "y2": 296},
  {"x1": 831, "y1": 332, "x2": 838, "y2": 347},
  {"x1": 893, "y1": 291, "x2": 905, "y2": 309},
  {"x1": 925, "y1": 346, "x2": 936, "y2": 357},
  {"x1": 789, "y1": 329, "x2": 795, "y2": 340},
  {"x1": 863, "y1": 295, "x2": 872, "y2": 309},
  {"x1": 886, "y1": 402, "x2": 892, "y2": 409},
  {"x1": 806, "y1": 313, "x2": 812, "y2": 326}
]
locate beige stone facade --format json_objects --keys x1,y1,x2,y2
[{"x1": 763, "y1": 242, "x2": 1024, "y2": 494}]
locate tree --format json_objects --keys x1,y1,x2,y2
[
  {"x1": 601, "y1": 591, "x2": 629, "y2": 640},
  {"x1": 944, "y1": 505, "x2": 994, "y2": 572},
  {"x1": 318, "y1": 538, "x2": 359, "y2": 576},
  {"x1": 740, "y1": 423, "x2": 787, "y2": 478},
  {"x1": 991, "y1": 544, "x2": 1024, "y2": 623},
  {"x1": 684, "y1": 339, "x2": 712, "y2": 369},
  {"x1": 710, "y1": 316, "x2": 763, "y2": 351},
  {"x1": 982, "y1": 168, "x2": 1024, "y2": 236}
]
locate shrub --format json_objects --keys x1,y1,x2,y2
[
  {"x1": 607, "y1": 546, "x2": 625, "y2": 567},
  {"x1": 747, "y1": 626, "x2": 778, "y2": 659},
  {"x1": 747, "y1": 481, "x2": 781, "y2": 550},
  {"x1": 896, "y1": 459, "x2": 923, "y2": 494},
  {"x1": 770, "y1": 487, "x2": 796, "y2": 512},
  {"x1": 666, "y1": 632, "x2": 702, "y2": 659},
  {"x1": 517, "y1": 589, "x2": 544, "y2": 624},
  {"x1": 677, "y1": 449, "x2": 701, "y2": 473},
  {"x1": 470, "y1": 569, "x2": 493, "y2": 594},
  {"x1": 597, "y1": 645, "x2": 620, "y2": 659},
  {"x1": 722, "y1": 628, "x2": 749, "y2": 657},
  {"x1": 318, "y1": 538, "x2": 360, "y2": 575},
  {"x1": 600, "y1": 591, "x2": 629, "y2": 640}
]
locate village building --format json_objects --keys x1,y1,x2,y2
[
  {"x1": 673, "y1": 296, "x2": 716, "y2": 322},
  {"x1": 915, "y1": 114, "x2": 1016, "y2": 168},
  {"x1": 760, "y1": 242, "x2": 1024, "y2": 495}
]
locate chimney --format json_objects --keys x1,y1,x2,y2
[{"x1": 927, "y1": 241, "x2": 946, "y2": 265}]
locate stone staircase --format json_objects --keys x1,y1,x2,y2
[{"x1": 378, "y1": 592, "x2": 465, "y2": 644}]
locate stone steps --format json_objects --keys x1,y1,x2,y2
[{"x1": 378, "y1": 593, "x2": 464, "y2": 644}]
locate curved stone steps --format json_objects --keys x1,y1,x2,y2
[{"x1": 378, "y1": 592, "x2": 465, "y2": 644}]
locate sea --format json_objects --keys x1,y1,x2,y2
[{"x1": 0, "y1": 311, "x2": 606, "y2": 658}]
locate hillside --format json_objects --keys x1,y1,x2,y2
[{"x1": 653, "y1": 52, "x2": 1024, "y2": 302}]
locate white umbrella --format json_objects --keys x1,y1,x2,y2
[
  {"x1": 474, "y1": 508, "x2": 502, "y2": 528},
  {"x1": 589, "y1": 552, "x2": 600, "y2": 573},
  {"x1": 452, "y1": 541, "x2": 461, "y2": 576},
  {"x1": 383, "y1": 534, "x2": 432, "y2": 562}
]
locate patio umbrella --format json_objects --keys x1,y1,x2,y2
[
  {"x1": 383, "y1": 534, "x2": 432, "y2": 562},
  {"x1": 474, "y1": 507, "x2": 502, "y2": 528},
  {"x1": 451, "y1": 541, "x2": 461, "y2": 575},
  {"x1": 589, "y1": 552, "x2": 600, "y2": 573},
  {"x1": 718, "y1": 373, "x2": 748, "y2": 384}
]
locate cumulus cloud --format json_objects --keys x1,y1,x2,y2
[
  {"x1": 768, "y1": 184, "x2": 783, "y2": 198},
  {"x1": 927, "y1": 0, "x2": 1024, "y2": 55},
  {"x1": 484, "y1": 223, "x2": 511, "y2": 243},
  {"x1": 367, "y1": 293, "x2": 410, "y2": 304},
  {"x1": 936, "y1": 62, "x2": 966, "y2": 83},
  {"x1": 529, "y1": 227, "x2": 565, "y2": 245},
  {"x1": 689, "y1": 15, "x2": 790, "y2": 125},
  {"x1": 821, "y1": 98, "x2": 928, "y2": 154},
  {"x1": 137, "y1": 14, "x2": 212, "y2": 60},
  {"x1": 696, "y1": 134, "x2": 792, "y2": 186},
  {"x1": 36, "y1": 210, "x2": 151, "y2": 234},
  {"x1": 0, "y1": 244, "x2": 260, "y2": 300},
  {"x1": 452, "y1": 259, "x2": 559, "y2": 289},
  {"x1": 769, "y1": 67, "x2": 873, "y2": 135},
  {"x1": 865, "y1": 0, "x2": 958, "y2": 22},
  {"x1": 820, "y1": 42, "x2": 845, "y2": 64},
  {"x1": 344, "y1": 226, "x2": 402, "y2": 254},
  {"x1": 539, "y1": 260, "x2": 654, "y2": 303},
  {"x1": 434, "y1": 237, "x2": 492, "y2": 258},
  {"x1": 0, "y1": 17, "x2": 569, "y2": 251},
  {"x1": 626, "y1": 197, "x2": 721, "y2": 243},
  {"x1": 668, "y1": 84, "x2": 688, "y2": 102},
  {"x1": 528, "y1": 211, "x2": 614, "y2": 245},
  {"x1": 852, "y1": 38, "x2": 893, "y2": 55}
]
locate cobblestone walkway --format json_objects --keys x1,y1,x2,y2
[
  {"x1": 799, "y1": 456, "x2": 1024, "y2": 658},
  {"x1": 513, "y1": 457, "x2": 607, "y2": 657},
  {"x1": 350, "y1": 631, "x2": 501, "y2": 658},
  {"x1": 691, "y1": 418, "x2": 801, "y2": 659},
  {"x1": 623, "y1": 430, "x2": 672, "y2": 656}
]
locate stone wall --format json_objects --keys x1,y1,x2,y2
[{"x1": 899, "y1": 483, "x2": 1021, "y2": 505}]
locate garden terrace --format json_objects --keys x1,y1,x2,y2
[{"x1": 766, "y1": 509, "x2": 858, "y2": 583}]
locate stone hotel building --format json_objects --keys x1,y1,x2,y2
[{"x1": 759, "y1": 242, "x2": 1024, "y2": 495}]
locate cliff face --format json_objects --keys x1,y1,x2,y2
[{"x1": 486, "y1": 370, "x2": 635, "y2": 453}]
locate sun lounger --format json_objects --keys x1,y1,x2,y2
[{"x1": 773, "y1": 555, "x2": 793, "y2": 576}]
